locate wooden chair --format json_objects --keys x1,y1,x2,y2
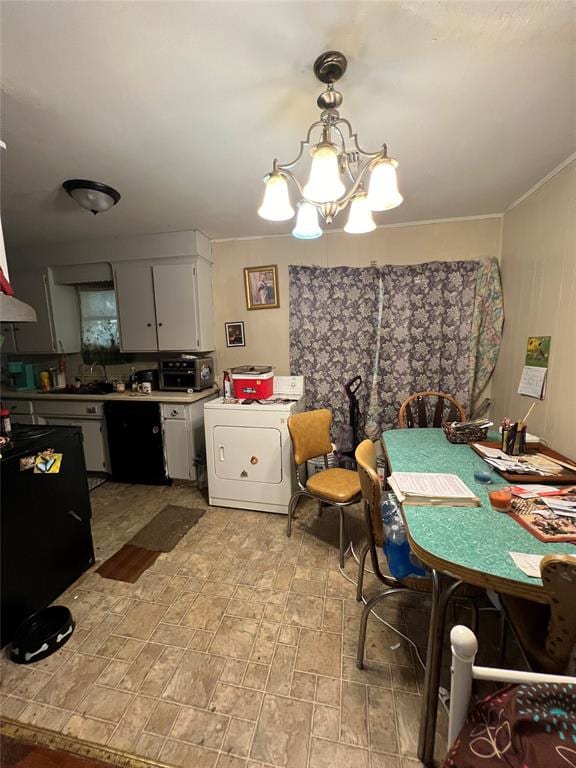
[
  {"x1": 355, "y1": 438, "x2": 482, "y2": 669},
  {"x1": 398, "y1": 390, "x2": 465, "y2": 428},
  {"x1": 286, "y1": 409, "x2": 361, "y2": 567},
  {"x1": 499, "y1": 554, "x2": 576, "y2": 674}
]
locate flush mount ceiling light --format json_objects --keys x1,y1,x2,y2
[
  {"x1": 258, "y1": 51, "x2": 403, "y2": 239},
  {"x1": 62, "y1": 179, "x2": 121, "y2": 215}
]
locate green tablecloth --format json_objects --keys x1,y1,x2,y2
[{"x1": 382, "y1": 428, "x2": 575, "y2": 588}]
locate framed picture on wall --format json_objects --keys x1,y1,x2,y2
[
  {"x1": 244, "y1": 265, "x2": 279, "y2": 310},
  {"x1": 225, "y1": 321, "x2": 245, "y2": 347}
]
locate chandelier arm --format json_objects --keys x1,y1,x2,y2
[
  {"x1": 274, "y1": 119, "x2": 327, "y2": 171},
  {"x1": 275, "y1": 167, "x2": 306, "y2": 199},
  {"x1": 332, "y1": 117, "x2": 387, "y2": 159},
  {"x1": 330, "y1": 155, "x2": 382, "y2": 211}
]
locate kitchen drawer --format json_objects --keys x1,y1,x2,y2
[
  {"x1": 35, "y1": 400, "x2": 104, "y2": 418},
  {"x1": 4, "y1": 400, "x2": 34, "y2": 415},
  {"x1": 161, "y1": 404, "x2": 187, "y2": 420}
]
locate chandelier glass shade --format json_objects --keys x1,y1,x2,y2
[{"x1": 257, "y1": 51, "x2": 403, "y2": 238}]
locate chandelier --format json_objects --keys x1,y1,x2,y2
[{"x1": 257, "y1": 51, "x2": 403, "y2": 239}]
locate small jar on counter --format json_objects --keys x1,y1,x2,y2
[
  {"x1": 39, "y1": 371, "x2": 51, "y2": 391},
  {"x1": 0, "y1": 408, "x2": 12, "y2": 438}
]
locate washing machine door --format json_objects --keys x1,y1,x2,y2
[{"x1": 213, "y1": 426, "x2": 282, "y2": 483}]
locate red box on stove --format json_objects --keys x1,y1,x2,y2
[{"x1": 231, "y1": 367, "x2": 274, "y2": 399}]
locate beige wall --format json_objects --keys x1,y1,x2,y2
[
  {"x1": 211, "y1": 217, "x2": 502, "y2": 377},
  {"x1": 491, "y1": 160, "x2": 576, "y2": 458}
]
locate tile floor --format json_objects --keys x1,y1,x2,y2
[{"x1": 1, "y1": 481, "x2": 484, "y2": 768}]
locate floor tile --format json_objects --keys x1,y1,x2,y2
[
  {"x1": 278, "y1": 624, "x2": 300, "y2": 646},
  {"x1": 162, "y1": 651, "x2": 225, "y2": 706},
  {"x1": 290, "y1": 671, "x2": 316, "y2": 701},
  {"x1": 210, "y1": 616, "x2": 260, "y2": 659},
  {"x1": 114, "y1": 600, "x2": 168, "y2": 640},
  {"x1": 135, "y1": 731, "x2": 164, "y2": 760},
  {"x1": 171, "y1": 705, "x2": 229, "y2": 749},
  {"x1": 222, "y1": 717, "x2": 256, "y2": 757},
  {"x1": 309, "y1": 737, "x2": 370, "y2": 768},
  {"x1": 181, "y1": 594, "x2": 229, "y2": 630},
  {"x1": 18, "y1": 701, "x2": 71, "y2": 731},
  {"x1": 243, "y1": 662, "x2": 269, "y2": 690},
  {"x1": 250, "y1": 693, "x2": 313, "y2": 768},
  {"x1": 63, "y1": 713, "x2": 116, "y2": 743},
  {"x1": 150, "y1": 622, "x2": 194, "y2": 647},
  {"x1": 316, "y1": 675, "x2": 341, "y2": 706},
  {"x1": 221, "y1": 658, "x2": 248, "y2": 685},
  {"x1": 312, "y1": 703, "x2": 339, "y2": 740},
  {"x1": 341, "y1": 680, "x2": 369, "y2": 747},
  {"x1": 160, "y1": 738, "x2": 218, "y2": 768},
  {"x1": 210, "y1": 683, "x2": 263, "y2": 720},
  {"x1": 368, "y1": 686, "x2": 399, "y2": 754},
  {"x1": 145, "y1": 700, "x2": 180, "y2": 735},
  {"x1": 76, "y1": 685, "x2": 133, "y2": 721},
  {"x1": 295, "y1": 629, "x2": 341, "y2": 677},
  {"x1": 283, "y1": 594, "x2": 324, "y2": 629},
  {"x1": 266, "y1": 644, "x2": 296, "y2": 695},
  {"x1": 393, "y1": 692, "x2": 422, "y2": 756},
  {"x1": 34, "y1": 653, "x2": 109, "y2": 708}
]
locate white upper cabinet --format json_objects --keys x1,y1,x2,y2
[
  {"x1": 8, "y1": 268, "x2": 81, "y2": 354},
  {"x1": 153, "y1": 263, "x2": 199, "y2": 351},
  {"x1": 114, "y1": 263, "x2": 158, "y2": 352},
  {"x1": 114, "y1": 257, "x2": 214, "y2": 352}
]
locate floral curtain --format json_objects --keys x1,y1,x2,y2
[
  {"x1": 468, "y1": 257, "x2": 504, "y2": 412},
  {"x1": 289, "y1": 266, "x2": 380, "y2": 439},
  {"x1": 289, "y1": 259, "x2": 504, "y2": 443},
  {"x1": 365, "y1": 261, "x2": 478, "y2": 437}
]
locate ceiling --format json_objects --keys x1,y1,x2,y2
[{"x1": 1, "y1": 1, "x2": 574, "y2": 247}]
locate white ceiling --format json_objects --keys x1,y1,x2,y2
[{"x1": 1, "y1": 1, "x2": 574, "y2": 246}]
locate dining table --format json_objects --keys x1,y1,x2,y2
[{"x1": 381, "y1": 428, "x2": 575, "y2": 767}]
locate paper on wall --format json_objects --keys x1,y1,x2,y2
[{"x1": 518, "y1": 365, "x2": 547, "y2": 398}]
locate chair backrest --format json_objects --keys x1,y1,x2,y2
[
  {"x1": 541, "y1": 554, "x2": 576, "y2": 668},
  {"x1": 287, "y1": 408, "x2": 333, "y2": 466},
  {"x1": 355, "y1": 439, "x2": 384, "y2": 547},
  {"x1": 399, "y1": 391, "x2": 466, "y2": 428}
]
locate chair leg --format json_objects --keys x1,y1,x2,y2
[
  {"x1": 357, "y1": 588, "x2": 406, "y2": 670},
  {"x1": 499, "y1": 611, "x2": 508, "y2": 665},
  {"x1": 469, "y1": 600, "x2": 479, "y2": 636},
  {"x1": 338, "y1": 507, "x2": 345, "y2": 569},
  {"x1": 287, "y1": 491, "x2": 304, "y2": 538},
  {"x1": 356, "y1": 543, "x2": 369, "y2": 602}
]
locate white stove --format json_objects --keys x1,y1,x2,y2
[{"x1": 204, "y1": 376, "x2": 305, "y2": 514}]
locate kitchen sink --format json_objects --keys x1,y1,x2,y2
[{"x1": 41, "y1": 381, "x2": 116, "y2": 395}]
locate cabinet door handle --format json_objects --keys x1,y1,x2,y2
[
  {"x1": 219, "y1": 445, "x2": 225, "y2": 462},
  {"x1": 158, "y1": 322, "x2": 163, "y2": 327},
  {"x1": 147, "y1": 323, "x2": 152, "y2": 327}
]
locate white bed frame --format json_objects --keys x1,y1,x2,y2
[{"x1": 448, "y1": 624, "x2": 576, "y2": 748}]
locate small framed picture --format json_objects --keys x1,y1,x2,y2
[
  {"x1": 225, "y1": 321, "x2": 245, "y2": 347},
  {"x1": 244, "y1": 265, "x2": 279, "y2": 310}
]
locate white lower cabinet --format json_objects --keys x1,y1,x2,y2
[
  {"x1": 34, "y1": 401, "x2": 109, "y2": 473},
  {"x1": 161, "y1": 395, "x2": 217, "y2": 481}
]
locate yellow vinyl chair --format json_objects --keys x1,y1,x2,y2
[
  {"x1": 500, "y1": 554, "x2": 576, "y2": 674},
  {"x1": 286, "y1": 409, "x2": 361, "y2": 567}
]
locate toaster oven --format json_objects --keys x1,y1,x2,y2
[{"x1": 159, "y1": 357, "x2": 214, "y2": 391}]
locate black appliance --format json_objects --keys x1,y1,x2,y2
[
  {"x1": 134, "y1": 369, "x2": 159, "y2": 390},
  {"x1": 105, "y1": 401, "x2": 169, "y2": 485},
  {"x1": 1, "y1": 425, "x2": 95, "y2": 647},
  {"x1": 159, "y1": 357, "x2": 214, "y2": 391}
]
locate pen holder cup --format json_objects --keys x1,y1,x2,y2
[{"x1": 501, "y1": 427, "x2": 526, "y2": 456}]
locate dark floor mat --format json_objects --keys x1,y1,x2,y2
[
  {"x1": 96, "y1": 544, "x2": 160, "y2": 583},
  {"x1": 127, "y1": 505, "x2": 205, "y2": 552}
]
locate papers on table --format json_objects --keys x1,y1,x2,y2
[
  {"x1": 542, "y1": 497, "x2": 576, "y2": 517},
  {"x1": 509, "y1": 552, "x2": 544, "y2": 578},
  {"x1": 518, "y1": 365, "x2": 547, "y2": 398},
  {"x1": 511, "y1": 484, "x2": 561, "y2": 498},
  {"x1": 388, "y1": 472, "x2": 480, "y2": 507},
  {"x1": 472, "y1": 443, "x2": 509, "y2": 460}
]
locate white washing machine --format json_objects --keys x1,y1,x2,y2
[{"x1": 204, "y1": 376, "x2": 305, "y2": 514}]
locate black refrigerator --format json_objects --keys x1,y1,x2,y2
[{"x1": 1, "y1": 425, "x2": 95, "y2": 647}]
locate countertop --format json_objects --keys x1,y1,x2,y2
[{"x1": 2, "y1": 385, "x2": 220, "y2": 404}]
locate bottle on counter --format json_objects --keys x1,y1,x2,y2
[
  {"x1": 39, "y1": 371, "x2": 50, "y2": 391},
  {"x1": 0, "y1": 408, "x2": 12, "y2": 438}
]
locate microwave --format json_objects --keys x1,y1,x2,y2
[{"x1": 159, "y1": 357, "x2": 214, "y2": 391}]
